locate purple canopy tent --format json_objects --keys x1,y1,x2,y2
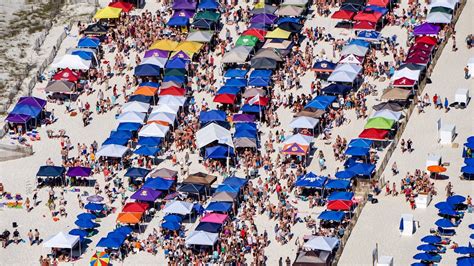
[
  {"x1": 67, "y1": 166, "x2": 92, "y2": 177},
  {"x1": 250, "y1": 14, "x2": 277, "y2": 25},
  {"x1": 18, "y1": 96, "x2": 47, "y2": 109},
  {"x1": 5, "y1": 113, "x2": 31, "y2": 123},
  {"x1": 170, "y1": 51, "x2": 191, "y2": 60},
  {"x1": 232, "y1": 114, "x2": 256, "y2": 123},
  {"x1": 144, "y1": 49, "x2": 169, "y2": 58},
  {"x1": 172, "y1": 0, "x2": 197, "y2": 10},
  {"x1": 131, "y1": 187, "x2": 162, "y2": 202},
  {"x1": 172, "y1": 9, "x2": 195, "y2": 18},
  {"x1": 413, "y1": 23, "x2": 441, "y2": 36}
]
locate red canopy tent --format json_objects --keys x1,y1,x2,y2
[
  {"x1": 109, "y1": 1, "x2": 134, "y2": 12},
  {"x1": 327, "y1": 200, "x2": 354, "y2": 211},
  {"x1": 415, "y1": 36, "x2": 438, "y2": 46},
  {"x1": 213, "y1": 94, "x2": 236, "y2": 104},
  {"x1": 53, "y1": 68, "x2": 80, "y2": 82},
  {"x1": 353, "y1": 11, "x2": 383, "y2": 23},
  {"x1": 242, "y1": 29, "x2": 267, "y2": 41},
  {"x1": 122, "y1": 202, "x2": 149, "y2": 213},
  {"x1": 393, "y1": 77, "x2": 417, "y2": 87},
  {"x1": 159, "y1": 86, "x2": 186, "y2": 96},
  {"x1": 367, "y1": 0, "x2": 389, "y2": 7},
  {"x1": 353, "y1": 20, "x2": 376, "y2": 30},
  {"x1": 405, "y1": 53, "x2": 430, "y2": 65},
  {"x1": 245, "y1": 96, "x2": 269, "y2": 106},
  {"x1": 411, "y1": 43, "x2": 435, "y2": 52},
  {"x1": 331, "y1": 10, "x2": 355, "y2": 20},
  {"x1": 358, "y1": 128, "x2": 389, "y2": 140}
]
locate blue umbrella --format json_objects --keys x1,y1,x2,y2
[
  {"x1": 84, "y1": 202, "x2": 104, "y2": 211},
  {"x1": 96, "y1": 237, "x2": 123, "y2": 249},
  {"x1": 114, "y1": 226, "x2": 133, "y2": 236},
  {"x1": 454, "y1": 246, "x2": 474, "y2": 255},
  {"x1": 435, "y1": 218, "x2": 456, "y2": 228},
  {"x1": 163, "y1": 214, "x2": 183, "y2": 223},
  {"x1": 469, "y1": 224, "x2": 474, "y2": 230},
  {"x1": 162, "y1": 220, "x2": 181, "y2": 231},
  {"x1": 411, "y1": 263, "x2": 429, "y2": 266},
  {"x1": 77, "y1": 213, "x2": 96, "y2": 220},
  {"x1": 434, "y1": 201, "x2": 454, "y2": 210},
  {"x1": 447, "y1": 195, "x2": 466, "y2": 205},
  {"x1": 457, "y1": 257, "x2": 474, "y2": 266},
  {"x1": 107, "y1": 232, "x2": 126, "y2": 241},
  {"x1": 417, "y1": 244, "x2": 438, "y2": 252},
  {"x1": 413, "y1": 253, "x2": 441, "y2": 262},
  {"x1": 439, "y1": 208, "x2": 461, "y2": 216},
  {"x1": 335, "y1": 170, "x2": 356, "y2": 179},
  {"x1": 399, "y1": 217, "x2": 404, "y2": 231},
  {"x1": 470, "y1": 233, "x2": 474, "y2": 239},
  {"x1": 74, "y1": 219, "x2": 99, "y2": 229},
  {"x1": 68, "y1": 229, "x2": 88, "y2": 239},
  {"x1": 421, "y1": 235, "x2": 441, "y2": 244}
]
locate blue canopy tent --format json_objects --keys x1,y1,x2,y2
[
  {"x1": 162, "y1": 220, "x2": 181, "y2": 231},
  {"x1": 200, "y1": 110, "x2": 227, "y2": 123},
  {"x1": 345, "y1": 147, "x2": 370, "y2": 157},
  {"x1": 356, "y1": 31, "x2": 381, "y2": 42},
  {"x1": 144, "y1": 178, "x2": 175, "y2": 190},
  {"x1": 235, "y1": 122, "x2": 257, "y2": 130},
  {"x1": 335, "y1": 170, "x2": 356, "y2": 180},
  {"x1": 139, "y1": 81, "x2": 159, "y2": 88},
  {"x1": 128, "y1": 95, "x2": 153, "y2": 104},
  {"x1": 313, "y1": 60, "x2": 337, "y2": 72},
  {"x1": 124, "y1": 167, "x2": 150, "y2": 178},
  {"x1": 11, "y1": 104, "x2": 42, "y2": 118},
  {"x1": 167, "y1": 16, "x2": 189, "y2": 27},
  {"x1": 134, "y1": 146, "x2": 160, "y2": 156},
  {"x1": 109, "y1": 130, "x2": 132, "y2": 139},
  {"x1": 222, "y1": 176, "x2": 248, "y2": 188},
  {"x1": 457, "y1": 257, "x2": 474, "y2": 266},
  {"x1": 165, "y1": 58, "x2": 187, "y2": 69},
  {"x1": 97, "y1": 237, "x2": 124, "y2": 249},
  {"x1": 206, "y1": 202, "x2": 232, "y2": 212},
  {"x1": 277, "y1": 17, "x2": 300, "y2": 24},
  {"x1": 250, "y1": 70, "x2": 272, "y2": 79},
  {"x1": 318, "y1": 211, "x2": 345, "y2": 222},
  {"x1": 250, "y1": 23, "x2": 271, "y2": 30},
  {"x1": 195, "y1": 222, "x2": 222, "y2": 233},
  {"x1": 205, "y1": 145, "x2": 235, "y2": 159},
  {"x1": 225, "y1": 78, "x2": 247, "y2": 87},
  {"x1": 438, "y1": 208, "x2": 461, "y2": 216},
  {"x1": 198, "y1": 0, "x2": 219, "y2": 9},
  {"x1": 464, "y1": 158, "x2": 474, "y2": 165},
  {"x1": 164, "y1": 214, "x2": 183, "y2": 223},
  {"x1": 163, "y1": 75, "x2": 186, "y2": 83},
  {"x1": 217, "y1": 86, "x2": 240, "y2": 95},
  {"x1": 328, "y1": 191, "x2": 354, "y2": 201},
  {"x1": 248, "y1": 77, "x2": 271, "y2": 87},
  {"x1": 77, "y1": 37, "x2": 100, "y2": 48},
  {"x1": 72, "y1": 50, "x2": 95, "y2": 61},
  {"x1": 215, "y1": 184, "x2": 240, "y2": 193},
  {"x1": 295, "y1": 172, "x2": 327, "y2": 188},
  {"x1": 305, "y1": 95, "x2": 337, "y2": 110},
  {"x1": 234, "y1": 130, "x2": 257, "y2": 139},
  {"x1": 134, "y1": 64, "x2": 161, "y2": 76},
  {"x1": 178, "y1": 183, "x2": 206, "y2": 194},
  {"x1": 348, "y1": 138, "x2": 373, "y2": 148},
  {"x1": 349, "y1": 39, "x2": 371, "y2": 48},
  {"x1": 117, "y1": 122, "x2": 142, "y2": 131},
  {"x1": 102, "y1": 137, "x2": 129, "y2": 146},
  {"x1": 343, "y1": 157, "x2": 358, "y2": 168},
  {"x1": 417, "y1": 244, "x2": 439, "y2": 252},
  {"x1": 325, "y1": 179, "x2": 351, "y2": 190},
  {"x1": 137, "y1": 137, "x2": 162, "y2": 147},
  {"x1": 322, "y1": 83, "x2": 352, "y2": 95},
  {"x1": 346, "y1": 163, "x2": 376, "y2": 177},
  {"x1": 224, "y1": 69, "x2": 248, "y2": 79},
  {"x1": 241, "y1": 104, "x2": 262, "y2": 113},
  {"x1": 36, "y1": 166, "x2": 66, "y2": 177}
]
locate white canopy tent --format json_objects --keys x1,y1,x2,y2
[
  {"x1": 52, "y1": 54, "x2": 91, "y2": 70},
  {"x1": 429, "y1": 0, "x2": 457, "y2": 10},
  {"x1": 117, "y1": 111, "x2": 146, "y2": 123},
  {"x1": 222, "y1": 46, "x2": 253, "y2": 64},
  {"x1": 454, "y1": 88, "x2": 469, "y2": 105},
  {"x1": 327, "y1": 70, "x2": 358, "y2": 83},
  {"x1": 339, "y1": 54, "x2": 363, "y2": 64},
  {"x1": 158, "y1": 95, "x2": 186, "y2": 106},
  {"x1": 341, "y1": 44, "x2": 369, "y2": 57},
  {"x1": 141, "y1": 57, "x2": 167, "y2": 68},
  {"x1": 138, "y1": 123, "x2": 170, "y2": 138},
  {"x1": 148, "y1": 112, "x2": 177, "y2": 124},
  {"x1": 426, "y1": 12, "x2": 452, "y2": 24},
  {"x1": 303, "y1": 236, "x2": 339, "y2": 252},
  {"x1": 67, "y1": 48, "x2": 99, "y2": 64},
  {"x1": 163, "y1": 200, "x2": 194, "y2": 215},
  {"x1": 186, "y1": 31, "x2": 213, "y2": 43},
  {"x1": 281, "y1": 0, "x2": 308, "y2": 6},
  {"x1": 43, "y1": 232, "x2": 80, "y2": 249},
  {"x1": 96, "y1": 144, "x2": 129, "y2": 158},
  {"x1": 150, "y1": 104, "x2": 180, "y2": 115},
  {"x1": 334, "y1": 63, "x2": 363, "y2": 74},
  {"x1": 283, "y1": 133, "x2": 313, "y2": 146},
  {"x1": 121, "y1": 101, "x2": 150, "y2": 113},
  {"x1": 185, "y1": 231, "x2": 219, "y2": 246},
  {"x1": 196, "y1": 123, "x2": 234, "y2": 148},
  {"x1": 391, "y1": 68, "x2": 421, "y2": 81},
  {"x1": 370, "y1": 109, "x2": 402, "y2": 121},
  {"x1": 289, "y1": 116, "x2": 320, "y2": 129}
]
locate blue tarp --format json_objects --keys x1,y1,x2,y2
[
  {"x1": 110, "y1": 130, "x2": 132, "y2": 139},
  {"x1": 295, "y1": 172, "x2": 327, "y2": 188},
  {"x1": 195, "y1": 222, "x2": 222, "y2": 233},
  {"x1": 318, "y1": 211, "x2": 345, "y2": 222},
  {"x1": 128, "y1": 95, "x2": 153, "y2": 104},
  {"x1": 72, "y1": 50, "x2": 94, "y2": 61},
  {"x1": 222, "y1": 176, "x2": 248, "y2": 188},
  {"x1": 345, "y1": 146, "x2": 370, "y2": 156},
  {"x1": 305, "y1": 95, "x2": 337, "y2": 110},
  {"x1": 248, "y1": 77, "x2": 270, "y2": 87},
  {"x1": 205, "y1": 145, "x2": 235, "y2": 159},
  {"x1": 97, "y1": 237, "x2": 123, "y2": 249},
  {"x1": 206, "y1": 202, "x2": 232, "y2": 212},
  {"x1": 124, "y1": 167, "x2": 150, "y2": 178},
  {"x1": 224, "y1": 69, "x2": 248, "y2": 78},
  {"x1": 138, "y1": 137, "x2": 162, "y2": 147},
  {"x1": 198, "y1": 0, "x2": 219, "y2": 9},
  {"x1": 165, "y1": 58, "x2": 187, "y2": 69},
  {"x1": 117, "y1": 122, "x2": 142, "y2": 131},
  {"x1": 322, "y1": 83, "x2": 352, "y2": 95},
  {"x1": 11, "y1": 104, "x2": 42, "y2": 117},
  {"x1": 134, "y1": 146, "x2": 160, "y2": 156},
  {"x1": 163, "y1": 75, "x2": 186, "y2": 83},
  {"x1": 77, "y1": 37, "x2": 100, "y2": 48},
  {"x1": 217, "y1": 86, "x2": 240, "y2": 95},
  {"x1": 346, "y1": 163, "x2": 376, "y2": 177},
  {"x1": 335, "y1": 170, "x2": 356, "y2": 179},
  {"x1": 313, "y1": 60, "x2": 337, "y2": 71},
  {"x1": 348, "y1": 138, "x2": 373, "y2": 148},
  {"x1": 36, "y1": 166, "x2": 66, "y2": 177},
  {"x1": 215, "y1": 184, "x2": 240, "y2": 193},
  {"x1": 134, "y1": 64, "x2": 161, "y2": 76},
  {"x1": 328, "y1": 191, "x2": 354, "y2": 201},
  {"x1": 250, "y1": 70, "x2": 272, "y2": 79},
  {"x1": 162, "y1": 220, "x2": 181, "y2": 230},
  {"x1": 167, "y1": 16, "x2": 189, "y2": 26},
  {"x1": 225, "y1": 78, "x2": 247, "y2": 87},
  {"x1": 241, "y1": 104, "x2": 261, "y2": 113},
  {"x1": 325, "y1": 179, "x2": 350, "y2": 190},
  {"x1": 103, "y1": 137, "x2": 129, "y2": 146},
  {"x1": 200, "y1": 110, "x2": 227, "y2": 123},
  {"x1": 144, "y1": 178, "x2": 175, "y2": 190}
]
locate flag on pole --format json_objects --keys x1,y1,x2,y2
[{"x1": 248, "y1": 95, "x2": 259, "y2": 105}]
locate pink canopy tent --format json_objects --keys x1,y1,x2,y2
[{"x1": 201, "y1": 213, "x2": 228, "y2": 224}]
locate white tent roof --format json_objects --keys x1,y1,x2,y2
[
  {"x1": 43, "y1": 232, "x2": 80, "y2": 249},
  {"x1": 391, "y1": 68, "x2": 421, "y2": 81},
  {"x1": 283, "y1": 133, "x2": 313, "y2": 145},
  {"x1": 96, "y1": 144, "x2": 129, "y2": 158},
  {"x1": 117, "y1": 111, "x2": 146, "y2": 123},
  {"x1": 334, "y1": 63, "x2": 363, "y2": 74},
  {"x1": 289, "y1": 116, "x2": 319, "y2": 129},
  {"x1": 327, "y1": 70, "x2": 358, "y2": 83},
  {"x1": 186, "y1": 31, "x2": 213, "y2": 43},
  {"x1": 303, "y1": 236, "x2": 339, "y2": 252},
  {"x1": 222, "y1": 46, "x2": 252, "y2": 64},
  {"x1": 196, "y1": 123, "x2": 233, "y2": 148},
  {"x1": 429, "y1": 0, "x2": 456, "y2": 9},
  {"x1": 158, "y1": 95, "x2": 186, "y2": 106},
  {"x1": 426, "y1": 12, "x2": 452, "y2": 24},
  {"x1": 150, "y1": 104, "x2": 180, "y2": 115},
  {"x1": 341, "y1": 44, "x2": 369, "y2": 57},
  {"x1": 138, "y1": 123, "x2": 170, "y2": 138},
  {"x1": 141, "y1": 57, "x2": 167, "y2": 68},
  {"x1": 281, "y1": 0, "x2": 308, "y2": 6},
  {"x1": 52, "y1": 54, "x2": 91, "y2": 70},
  {"x1": 371, "y1": 109, "x2": 402, "y2": 121},
  {"x1": 67, "y1": 48, "x2": 99, "y2": 64},
  {"x1": 339, "y1": 54, "x2": 363, "y2": 65},
  {"x1": 121, "y1": 101, "x2": 150, "y2": 113},
  {"x1": 163, "y1": 200, "x2": 194, "y2": 215},
  {"x1": 148, "y1": 112, "x2": 177, "y2": 124},
  {"x1": 185, "y1": 231, "x2": 219, "y2": 246}
]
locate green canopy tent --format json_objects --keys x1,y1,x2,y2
[
  {"x1": 364, "y1": 117, "x2": 395, "y2": 130},
  {"x1": 235, "y1": 35, "x2": 259, "y2": 47},
  {"x1": 164, "y1": 68, "x2": 187, "y2": 76},
  {"x1": 194, "y1": 11, "x2": 221, "y2": 21}
]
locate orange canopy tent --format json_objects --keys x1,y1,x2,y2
[
  {"x1": 109, "y1": 1, "x2": 134, "y2": 12},
  {"x1": 282, "y1": 143, "x2": 309, "y2": 155},
  {"x1": 117, "y1": 212, "x2": 143, "y2": 224},
  {"x1": 122, "y1": 202, "x2": 149, "y2": 213},
  {"x1": 147, "y1": 120, "x2": 170, "y2": 126},
  {"x1": 134, "y1": 86, "x2": 158, "y2": 96}
]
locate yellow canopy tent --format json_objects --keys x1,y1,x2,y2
[
  {"x1": 149, "y1": 39, "x2": 179, "y2": 51},
  {"x1": 265, "y1": 28, "x2": 292, "y2": 39},
  {"x1": 169, "y1": 49, "x2": 193, "y2": 59},
  {"x1": 175, "y1": 41, "x2": 203, "y2": 54},
  {"x1": 94, "y1": 7, "x2": 122, "y2": 19},
  {"x1": 254, "y1": 0, "x2": 265, "y2": 9}
]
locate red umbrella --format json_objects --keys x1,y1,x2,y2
[
  {"x1": 353, "y1": 11, "x2": 383, "y2": 23},
  {"x1": 159, "y1": 86, "x2": 186, "y2": 96},
  {"x1": 331, "y1": 10, "x2": 355, "y2": 20},
  {"x1": 109, "y1": 1, "x2": 133, "y2": 12},
  {"x1": 213, "y1": 94, "x2": 236, "y2": 104},
  {"x1": 358, "y1": 128, "x2": 389, "y2": 140},
  {"x1": 393, "y1": 77, "x2": 417, "y2": 87},
  {"x1": 353, "y1": 20, "x2": 376, "y2": 30},
  {"x1": 242, "y1": 28, "x2": 267, "y2": 41},
  {"x1": 415, "y1": 36, "x2": 438, "y2": 46},
  {"x1": 53, "y1": 68, "x2": 79, "y2": 82}
]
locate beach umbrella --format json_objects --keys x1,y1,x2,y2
[
  {"x1": 470, "y1": 233, "x2": 474, "y2": 239},
  {"x1": 435, "y1": 218, "x2": 456, "y2": 228},
  {"x1": 434, "y1": 201, "x2": 453, "y2": 210},
  {"x1": 457, "y1": 257, "x2": 474, "y2": 266},
  {"x1": 454, "y1": 245, "x2": 474, "y2": 255},
  {"x1": 413, "y1": 253, "x2": 441, "y2": 262},
  {"x1": 421, "y1": 235, "x2": 441, "y2": 244},
  {"x1": 161, "y1": 220, "x2": 181, "y2": 231},
  {"x1": 446, "y1": 195, "x2": 466, "y2": 205},
  {"x1": 75, "y1": 219, "x2": 99, "y2": 229},
  {"x1": 164, "y1": 214, "x2": 183, "y2": 223},
  {"x1": 86, "y1": 195, "x2": 104, "y2": 203},
  {"x1": 438, "y1": 208, "x2": 460, "y2": 216},
  {"x1": 427, "y1": 165, "x2": 447, "y2": 173},
  {"x1": 469, "y1": 224, "x2": 474, "y2": 229},
  {"x1": 417, "y1": 244, "x2": 439, "y2": 252},
  {"x1": 77, "y1": 213, "x2": 96, "y2": 220},
  {"x1": 69, "y1": 229, "x2": 88, "y2": 239},
  {"x1": 90, "y1": 251, "x2": 110, "y2": 266},
  {"x1": 85, "y1": 202, "x2": 104, "y2": 211}
]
